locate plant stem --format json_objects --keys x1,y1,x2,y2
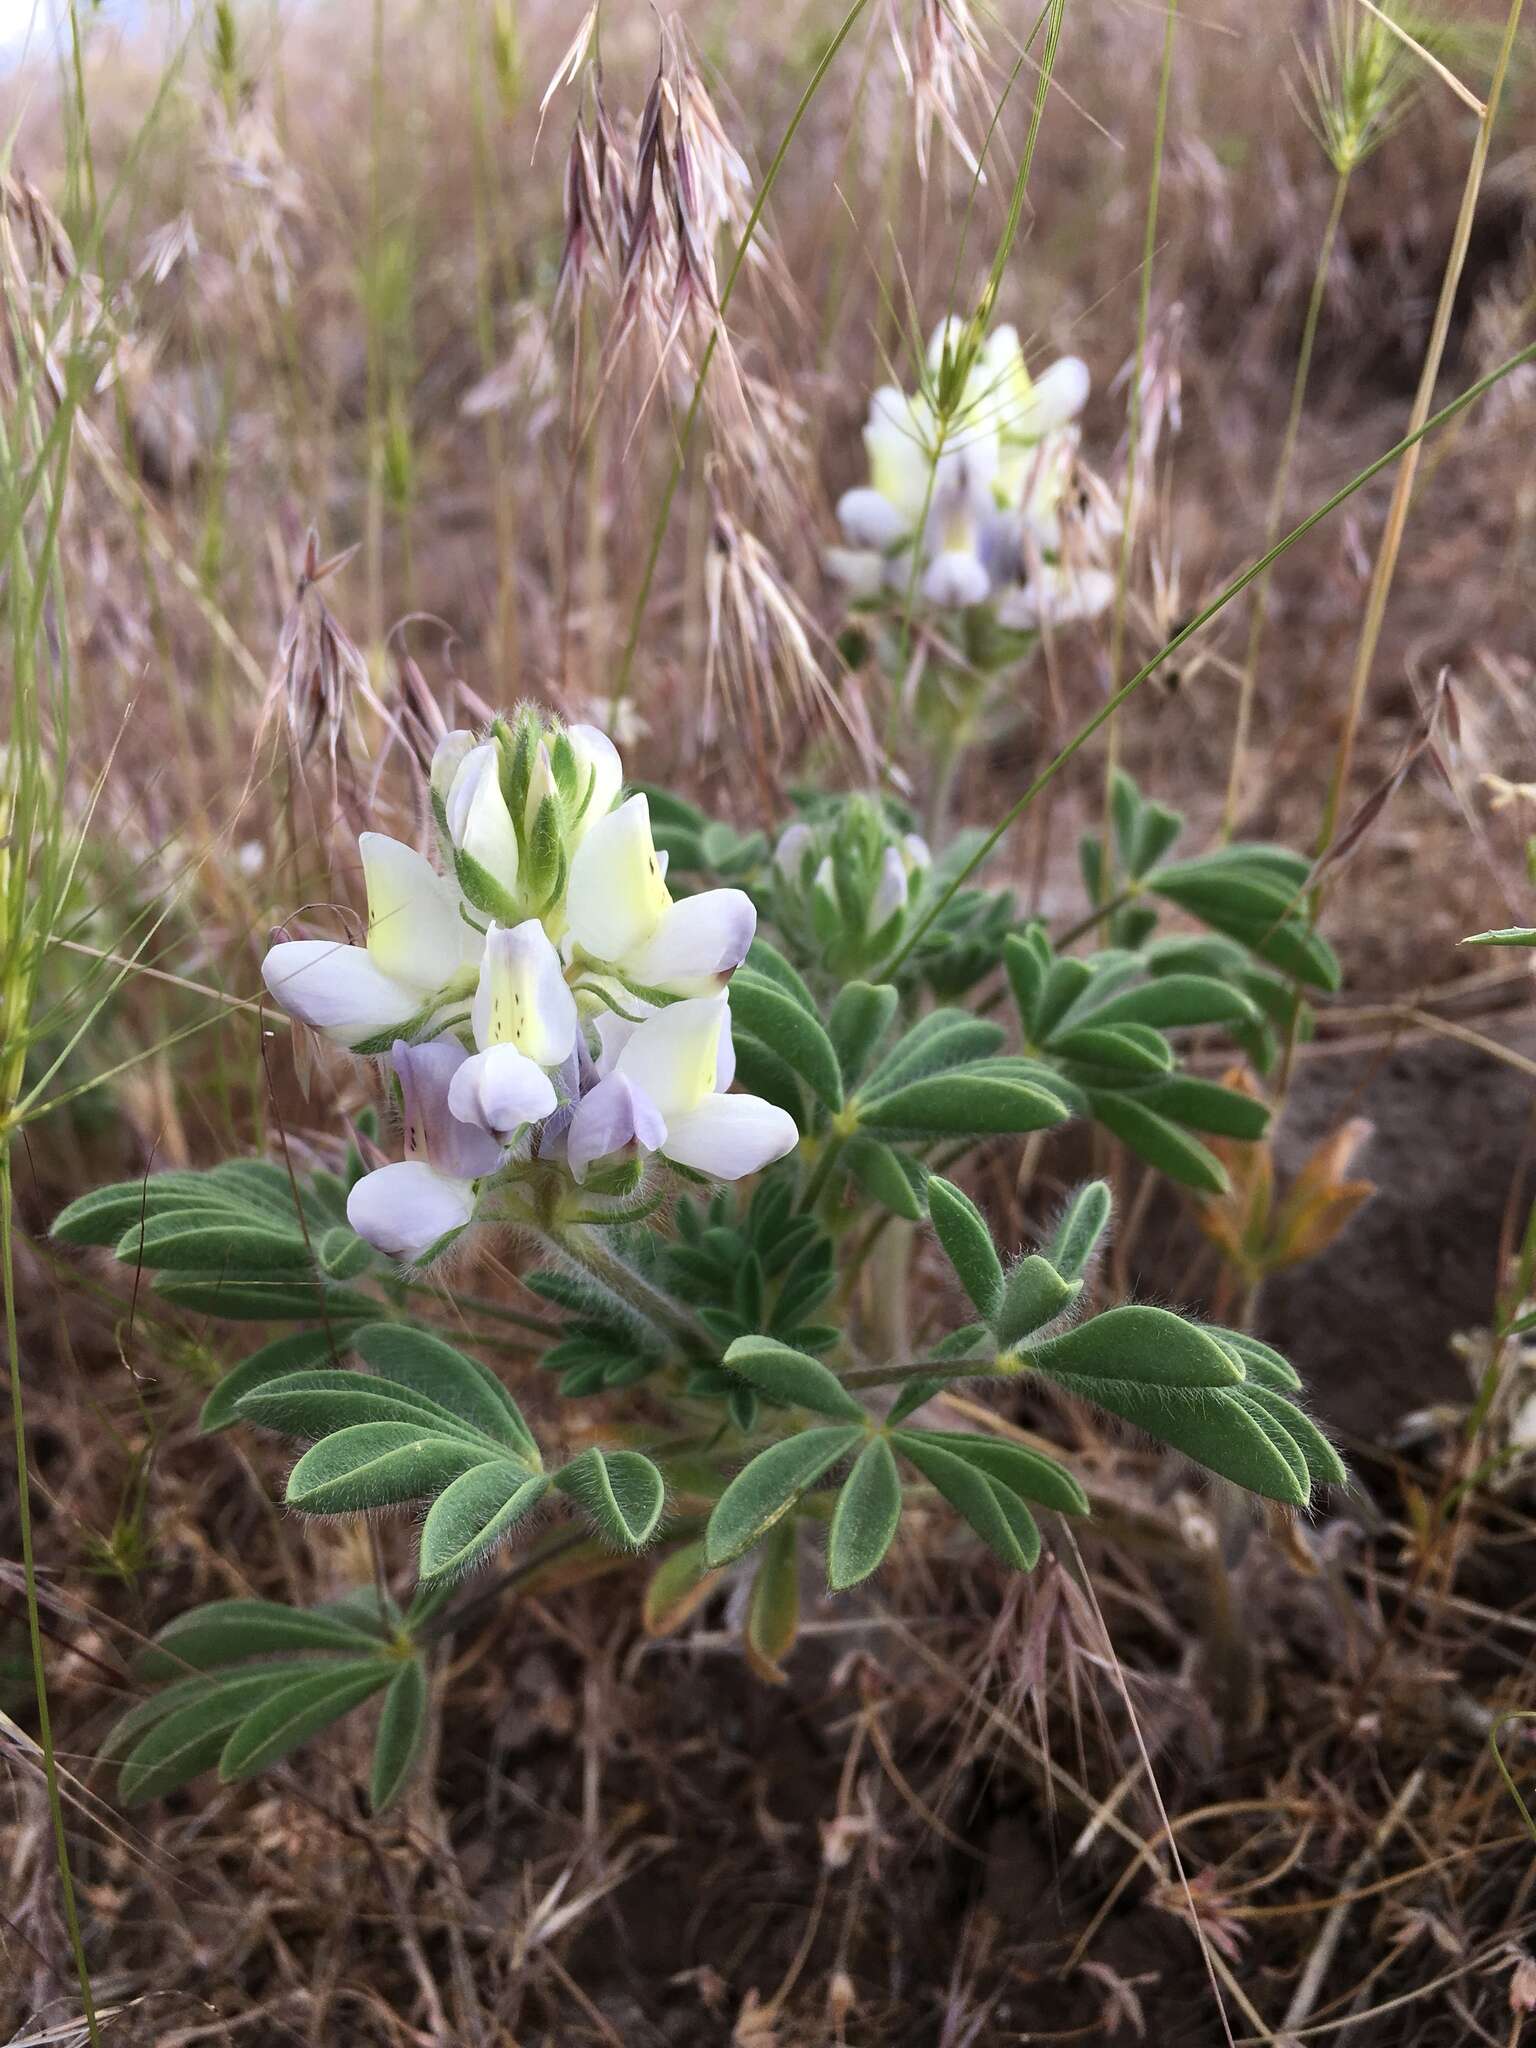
[
  {"x1": 530, "y1": 1216, "x2": 703, "y2": 1350},
  {"x1": 1314, "y1": 0, "x2": 1525, "y2": 884},
  {"x1": 1222, "y1": 165, "x2": 1350, "y2": 838}
]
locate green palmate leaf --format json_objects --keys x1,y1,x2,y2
[
  {"x1": 1149, "y1": 865, "x2": 1340, "y2": 990},
  {"x1": 828, "y1": 981, "x2": 899, "y2": 1088},
  {"x1": 201, "y1": 1330, "x2": 342, "y2": 1433},
  {"x1": 1035, "y1": 958, "x2": 1096, "y2": 1039},
  {"x1": 207, "y1": 1160, "x2": 314, "y2": 1223},
  {"x1": 862, "y1": 1010, "x2": 1006, "y2": 1095},
  {"x1": 745, "y1": 1519, "x2": 800, "y2": 1683},
  {"x1": 102, "y1": 1667, "x2": 279, "y2": 1765},
  {"x1": 1240, "y1": 1386, "x2": 1347, "y2": 1491},
  {"x1": 1050, "y1": 1026, "x2": 1174, "y2": 1077},
  {"x1": 926, "y1": 1177, "x2": 1004, "y2": 1321},
  {"x1": 370, "y1": 1658, "x2": 430, "y2": 1812},
  {"x1": 1002, "y1": 930, "x2": 1049, "y2": 1030},
  {"x1": 705, "y1": 1425, "x2": 863, "y2": 1566},
  {"x1": 843, "y1": 1134, "x2": 923, "y2": 1220},
  {"x1": 116, "y1": 1218, "x2": 311, "y2": 1273},
  {"x1": 722, "y1": 1336, "x2": 865, "y2": 1420},
  {"x1": 1048, "y1": 1181, "x2": 1112, "y2": 1282},
  {"x1": 219, "y1": 1659, "x2": 394, "y2": 1782},
  {"x1": 286, "y1": 1423, "x2": 492, "y2": 1515},
  {"x1": 154, "y1": 1275, "x2": 377, "y2": 1321},
  {"x1": 1085, "y1": 1090, "x2": 1228, "y2": 1194},
  {"x1": 900, "y1": 1432, "x2": 1088, "y2": 1516},
  {"x1": 727, "y1": 969, "x2": 843, "y2": 1110},
  {"x1": 1083, "y1": 975, "x2": 1259, "y2": 1031},
  {"x1": 238, "y1": 1370, "x2": 494, "y2": 1445},
  {"x1": 1136, "y1": 1076, "x2": 1270, "y2": 1140},
  {"x1": 995, "y1": 1256, "x2": 1079, "y2": 1349},
  {"x1": 827, "y1": 1438, "x2": 903, "y2": 1590},
  {"x1": 318, "y1": 1226, "x2": 373, "y2": 1279},
  {"x1": 118, "y1": 1672, "x2": 298, "y2": 1806},
  {"x1": 555, "y1": 1447, "x2": 666, "y2": 1549},
  {"x1": 419, "y1": 1464, "x2": 551, "y2": 1578},
  {"x1": 51, "y1": 1174, "x2": 212, "y2": 1247},
  {"x1": 863, "y1": 1067, "x2": 1069, "y2": 1138},
  {"x1": 351, "y1": 1323, "x2": 540, "y2": 1463},
  {"x1": 896, "y1": 1434, "x2": 1041, "y2": 1570},
  {"x1": 1077, "y1": 1382, "x2": 1307, "y2": 1506},
  {"x1": 744, "y1": 937, "x2": 819, "y2": 1013},
  {"x1": 136, "y1": 1598, "x2": 386, "y2": 1681},
  {"x1": 1213, "y1": 1329, "x2": 1301, "y2": 1393},
  {"x1": 1032, "y1": 1305, "x2": 1245, "y2": 1391}
]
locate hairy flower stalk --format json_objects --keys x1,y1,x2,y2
[{"x1": 261, "y1": 706, "x2": 796, "y2": 1263}]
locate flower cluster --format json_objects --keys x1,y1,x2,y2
[
  {"x1": 261, "y1": 711, "x2": 798, "y2": 1260},
  {"x1": 771, "y1": 797, "x2": 931, "y2": 980},
  {"x1": 827, "y1": 320, "x2": 1119, "y2": 629}
]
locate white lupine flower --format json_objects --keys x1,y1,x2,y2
[
  {"x1": 261, "y1": 832, "x2": 479, "y2": 1049},
  {"x1": 868, "y1": 846, "x2": 910, "y2": 930},
  {"x1": 447, "y1": 920, "x2": 575, "y2": 1142},
  {"x1": 559, "y1": 724, "x2": 623, "y2": 847},
  {"x1": 828, "y1": 322, "x2": 1096, "y2": 616},
  {"x1": 565, "y1": 793, "x2": 756, "y2": 999},
  {"x1": 566, "y1": 997, "x2": 797, "y2": 1183},
  {"x1": 774, "y1": 820, "x2": 816, "y2": 881},
  {"x1": 995, "y1": 561, "x2": 1118, "y2": 631},
  {"x1": 347, "y1": 1039, "x2": 504, "y2": 1260},
  {"x1": 442, "y1": 739, "x2": 522, "y2": 899}
]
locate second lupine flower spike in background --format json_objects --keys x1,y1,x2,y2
[{"x1": 827, "y1": 319, "x2": 1117, "y2": 628}]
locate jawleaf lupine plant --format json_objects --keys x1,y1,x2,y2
[
  {"x1": 57, "y1": 711, "x2": 1344, "y2": 1812},
  {"x1": 827, "y1": 319, "x2": 1119, "y2": 631}
]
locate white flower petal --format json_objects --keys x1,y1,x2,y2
[
  {"x1": 430, "y1": 729, "x2": 476, "y2": 804},
  {"x1": 393, "y1": 1038, "x2": 505, "y2": 1181},
  {"x1": 346, "y1": 1161, "x2": 477, "y2": 1262},
  {"x1": 446, "y1": 742, "x2": 521, "y2": 896},
  {"x1": 662, "y1": 1093, "x2": 799, "y2": 1180},
  {"x1": 868, "y1": 846, "x2": 908, "y2": 929},
  {"x1": 566, "y1": 1072, "x2": 667, "y2": 1182},
  {"x1": 261, "y1": 938, "x2": 422, "y2": 1046},
  {"x1": 627, "y1": 888, "x2": 756, "y2": 997},
  {"x1": 823, "y1": 546, "x2": 886, "y2": 599},
  {"x1": 565, "y1": 793, "x2": 672, "y2": 965},
  {"x1": 448, "y1": 1045, "x2": 558, "y2": 1141},
  {"x1": 359, "y1": 832, "x2": 473, "y2": 991},
  {"x1": 471, "y1": 919, "x2": 578, "y2": 1063},
  {"x1": 613, "y1": 995, "x2": 727, "y2": 1121},
  {"x1": 565, "y1": 723, "x2": 624, "y2": 843},
  {"x1": 592, "y1": 1007, "x2": 643, "y2": 1076},
  {"x1": 836, "y1": 487, "x2": 907, "y2": 552},
  {"x1": 774, "y1": 822, "x2": 814, "y2": 882},
  {"x1": 1022, "y1": 356, "x2": 1090, "y2": 439},
  {"x1": 997, "y1": 563, "x2": 1117, "y2": 630},
  {"x1": 922, "y1": 550, "x2": 991, "y2": 609}
]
